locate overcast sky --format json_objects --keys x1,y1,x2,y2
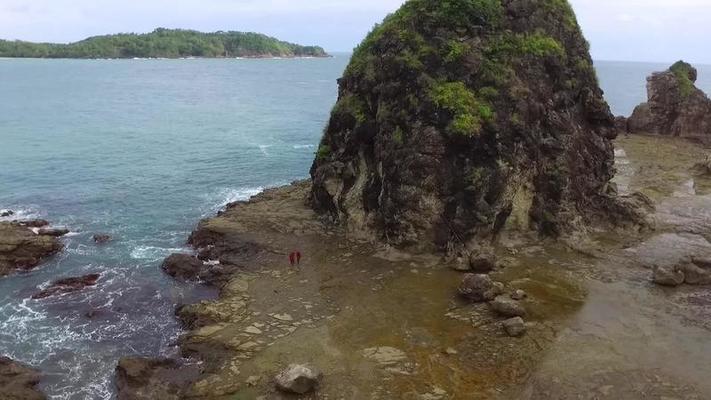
[{"x1": 0, "y1": 0, "x2": 709, "y2": 64}]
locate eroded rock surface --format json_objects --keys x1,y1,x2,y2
[
  {"x1": 274, "y1": 364, "x2": 322, "y2": 394},
  {"x1": 0, "y1": 221, "x2": 63, "y2": 277},
  {"x1": 115, "y1": 357, "x2": 201, "y2": 400},
  {"x1": 628, "y1": 61, "x2": 711, "y2": 139},
  {"x1": 0, "y1": 356, "x2": 46, "y2": 400}
]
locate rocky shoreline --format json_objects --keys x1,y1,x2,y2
[
  {"x1": 0, "y1": 357, "x2": 46, "y2": 400},
  {"x1": 0, "y1": 220, "x2": 65, "y2": 277}
]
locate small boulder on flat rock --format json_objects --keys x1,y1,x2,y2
[
  {"x1": 490, "y1": 295, "x2": 526, "y2": 318},
  {"x1": 275, "y1": 364, "x2": 322, "y2": 394},
  {"x1": 511, "y1": 289, "x2": 527, "y2": 301},
  {"x1": 502, "y1": 317, "x2": 526, "y2": 337},
  {"x1": 652, "y1": 265, "x2": 685, "y2": 287},
  {"x1": 93, "y1": 234, "x2": 112, "y2": 244},
  {"x1": 458, "y1": 274, "x2": 504, "y2": 302}
]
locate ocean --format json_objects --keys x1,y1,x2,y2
[{"x1": 0, "y1": 56, "x2": 709, "y2": 399}]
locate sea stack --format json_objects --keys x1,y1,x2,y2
[
  {"x1": 310, "y1": 0, "x2": 636, "y2": 250},
  {"x1": 628, "y1": 61, "x2": 711, "y2": 138}
]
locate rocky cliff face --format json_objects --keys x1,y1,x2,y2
[
  {"x1": 310, "y1": 0, "x2": 633, "y2": 250},
  {"x1": 628, "y1": 61, "x2": 711, "y2": 138}
]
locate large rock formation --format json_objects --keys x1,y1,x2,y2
[
  {"x1": 310, "y1": 0, "x2": 633, "y2": 250},
  {"x1": 0, "y1": 221, "x2": 64, "y2": 277},
  {"x1": 0, "y1": 356, "x2": 46, "y2": 400},
  {"x1": 628, "y1": 61, "x2": 711, "y2": 138}
]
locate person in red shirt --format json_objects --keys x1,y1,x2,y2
[{"x1": 288, "y1": 252, "x2": 295, "y2": 267}]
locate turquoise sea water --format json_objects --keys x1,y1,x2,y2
[{"x1": 0, "y1": 57, "x2": 709, "y2": 399}]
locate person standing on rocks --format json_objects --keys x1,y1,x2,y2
[
  {"x1": 296, "y1": 251, "x2": 302, "y2": 265},
  {"x1": 289, "y1": 252, "x2": 296, "y2": 267}
]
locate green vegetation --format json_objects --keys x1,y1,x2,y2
[
  {"x1": 670, "y1": 60, "x2": 696, "y2": 98},
  {"x1": 488, "y1": 33, "x2": 565, "y2": 59},
  {"x1": 0, "y1": 28, "x2": 328, "y2": 59},
  {"x1": 431, "y1": 81, "x2": 493, "y2": 136},
  {"x1": 316, "y1": 145, "x2": 331, "y2": 161}
]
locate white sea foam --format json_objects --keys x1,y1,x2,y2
[
  {"x1": 293, "y1": 144, "x2": 315, "y2": 149},
  {"x1": 130, "y1": 245, "x2": 189, "y2": 261},
  {"x1": 258, "y1": 144, "x2": 272, "y2": 156}
]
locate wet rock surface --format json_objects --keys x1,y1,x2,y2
[
  {"x1": 0, "y1": 221, "x2": 63, "y2": 277},
  {"x1": 0, "y1": 356, "x2": 46, "y2": 400},
  {"x1": 628, "y1": 61, "x2": 711, "y2": 139},
  {"x1": 161, "y1": 253, "x2": 205, "y2": 281},
  {"x1": 458, "y1": 274, "x2": 504, "y2": 302},
  {"x1": 31, "y1": 273, "x2": 101, "y2": 300},
  {"x1": 115, "y1": 357, "x2": 201, "y2": 400},
  {"x1": 92, "y1": 234, "x2": 112, "y2": 244},
  {"x1": 502, "y1": 317, "x2": 526, "y2": 337}
]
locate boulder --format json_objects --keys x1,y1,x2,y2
[
  {"x1": 511, "y1": 289, "x2": 528, "y2": 301},
  {"x1": 0, "y1": 222, "x2": 63, "y2": 277},
  {"x1": 467, "y1": 243, "x2": 497, "y2": 273},
  {"x1": 652, "y1": 265, "x2": 685, "y2": 287},
  {"x1": 309, "y1": 0, "x2": 643, "y2": 250},
  {"x1": 93, "y1": 234, "x2": 112, "y2": 244},
  {"x1": 115, "y1": 357, "x2": 200, "y2": 400},
  {"x1": 458, "y1": 274, "x2": 504, "y2": 303},
  {"x1": 161, "y1": 253, "x2": 204, "y2": 281},
  {"x1": 275, "y1": 364, "x2": 322, "y2": 394},
  {"x1": 490, "y1": 295, "x2": 527, "y2": 318},
  {"x1": 32, "y1": 273, "x2": 101, "y2": 300},
  {"x1": 502, "y1": 317, "x2": 526, "y2": 337},
  {"x1": 628, "y1": 61, "x2": 711, "y2": 138},
  {"x1": 0, "y1": 356, "x2": 46, "y2": 400},
  {"x1": 37, "y1": 227, "x2": 69, "y2": 237}
]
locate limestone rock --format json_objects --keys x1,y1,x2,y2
[
  {"x1": 490, "y1": 295, "x2": 527, "y2": 318},
  {"x1": 274, "y1": 364, "x2": 322, "y2": 394},
  {"x1": 628, "y1": 61, "x2": 711, "y2": 139},
  {"x1": 310, "y1": 0, "x2": 637, "y2": 249},
  {"x1": 0, "y1": 221, "x2": 63, "y2": 277},
  {"x1": 0, "y1": 356, "x2": 46, "y2": 400},
  {"x1": 458, "y1": 274, "x2": 504, "y2": 303},
  {"x1": 652, "y1": 265, "x2": 685, "y2": 287},
  {"x1": 502, "y1": 317, "x2": 526, "y2": 337}
]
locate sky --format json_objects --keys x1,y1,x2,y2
[{"x1": 0, "y1": 0, "x2": 709, "y2": 64}]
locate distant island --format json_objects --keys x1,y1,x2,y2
[{"x1": 0, "y1": 28, "x2": 329, "y2": 59}]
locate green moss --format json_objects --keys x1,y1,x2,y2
[
  {"x1": 393, "y1": 126, "x2": 404, "y2": 144},
  {"x1": 444, "y1": 40, "x2": 471, "y2": 63},
  {"x1": 316, "y1": 144, "x2": 331, "y2": 161},
  {"x1": 670, "y1": 60, "x2": 695, "y2": 98},
  {"x1": 488, "y1": 33, "x2": 565, "y2": 59},
  {"x1": 431, "y1": 81, "x2": 493, "y2": 137}
]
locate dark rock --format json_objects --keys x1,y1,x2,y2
[
  {"x1": 32, "y1": 274, "x2": 100, "y2": 300},
  {"x1": 309, "y1": 0, "x2": 644, "y2": 250},
  {"x1": 161, "y1": 253, "x2": 204, "y2": 281},
  {"x1": 628, "y1": 61, "x2": 711, "y2": 138},
  {"x1": 115, "y1": 357, "x2": 201, "y2": 400},
  {"x1": 0, "y1": 222, "x2": 63, "y2": 277},
  {"x1": 18, "y1": 220, "x2": 49, "y2": 228},
  {"x1": 502, "y1": 317, "x2": 526, "y2": 337},
  {"x1": 652, "y1": 265, "x2": 685, "y2": 287},
  {"x1": 93, "y1": 234, "x2": 112, "y2": 244},
  {"x1": 490, "y1": 295, "x2": 527, "y2": 317},
  {"x1": 37, "y1": 227, "x2": 69, "y2": 237},
  {"x1": 458, "y1": 274, "x2": 504, "y2": 303},
  {"x1": 467, "y1": 243, "x2": 497, "y2": 273},
  {"x1": 275, "y1": 364, "x2": 322, "y2": 394},
  {"x1": 0, "y1": 356, "x2": 46, "y2": 400},
  {"x1": 0, "y1": 210, "x2": 14, "y2": 218}
]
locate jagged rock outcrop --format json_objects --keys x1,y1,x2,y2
[
  {"x1": 628, "y1": 61, "x2": 711, "y2": 138},
  {"x1": 31, "y1": 274, "x2": 101, "y2": 300},
  {"x1": 0, "y1": 221, "x2": 63, "y2": 277},
  {"x1": 0, "y1": 356, "x2": 46, "y2": 400},
  {"x1": 310, "y1": 0, "x2": 636, "y2": 251}
]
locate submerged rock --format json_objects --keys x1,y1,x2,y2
[
  {"x1": 92, "y1": 234, "x2": 112, "y2": 244},
  {"x1": 32, "y1": 273, "x2": 101, "y2": 300},
  {"x1": 490, "y1": 295, "x2": 527, "y2": 318},
  {"x1": 458, "y1": 274, "x2": 504, "y2": 302},
  {"x1": 0, "y1": 221, "x2": 63, "y2": 277},
  {"x1": 115, "y1": 357, "x2": 201, "y2": 400},
  {"x1": 274, "y1": 364, "x2": 322, "y2": 394},
  {"x1": 0, "y1": 356, "x2": 46, "y2": 400},
  {"x1": 502, "y1": 317, "x2": 526, "y2": 337},
  {"x1": 628, "y1": 61, "x2": 711, "y2": 138},
  {"x1": 0, "y1": 210, "x2": 14, "y2": 218},
  {"x1": 310, "y1": 0, "x2": 640, "y2": 249}
]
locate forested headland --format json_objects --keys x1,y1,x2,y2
[{"x1": 0, "y1": 28, "x2": 329, "y2": 59}]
